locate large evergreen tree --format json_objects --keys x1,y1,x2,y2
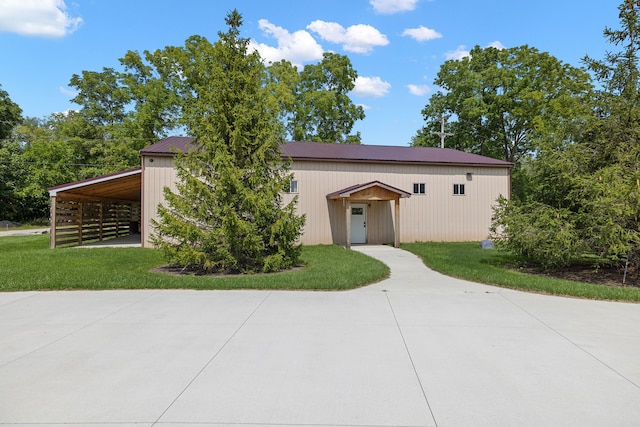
[{"x1": 151, "y1": 10, "x2": 305, "y2": 274}]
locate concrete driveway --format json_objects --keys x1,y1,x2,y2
[{"x1": 1, "y1": 245, "x2": 639, "y2": 426}]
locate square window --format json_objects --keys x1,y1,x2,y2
[
  {"x1": 413, "y1": 183, "x2": 426, "y2": 194},
  {"x1": 453, "y1": 183, "x2": 465, "y2": 195},
  {"x1": 288, "y1": 180, "x2": 298, "y2": 193}
]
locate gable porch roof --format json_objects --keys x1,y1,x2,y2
[{"x1": 327, "y1": 180, "x2": 412, "y2": 200}]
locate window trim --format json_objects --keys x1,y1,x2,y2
[
  {"x1": 288, "y1": 179, "x2": 298, "y2": 194},
  {"x1": 453, "y1": 183, "x2": 466, "y2": 196},
  {"x1": 412, "y1": 182, "x2": 426, "y2": 195}
]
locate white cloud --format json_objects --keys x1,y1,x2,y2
[
  {"x1": 352, "y1": 76, "x2": 391, "y2": 97},
  {"x1": 487, "y1": 40, "x2": 506, "y2": 49},
  {"x1": 407, "y1": 84, "x2": 431, "y2": 96},
  {"x1": 250, "y1": 19, "x2": 324, "y2": 66},
  {"x1": 0, "y1": 0, "x2": 82, "y2": 37},
  {"x1": 445, "y1": 45, "x2": 470, "y2": 60},
  {"x1": 402, "y1": 26, "x2": 442, "y2": 42},
  {"x1": 307, "y1": 20, "x2": 389, "y2": 54},
  {"x1": 306, "y1": 21, "x2": 343, "y2": 43},
  {"x1": 370, "y1": 0, "x2": 419, "y2": 14},
  {"x1": 59, "y1": 86, "x2": 77, "y2": 98},
  {"x1": 442, "y1": 41, "x2": 506, "y2": 62}
]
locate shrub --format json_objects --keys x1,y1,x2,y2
[{"x1": 490, "y1": 196, "x2": 586, "y2": 270}]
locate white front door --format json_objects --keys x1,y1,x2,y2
[{"x1": 350, "y1": 204, "x2": 367, "y2": 244}]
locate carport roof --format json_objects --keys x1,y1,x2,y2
[{"x1": 48, "y1": 168, "x2": 141, "y2": 201}]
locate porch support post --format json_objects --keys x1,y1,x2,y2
[
  {"x1": 345, "y1": 198, "x2": 351, "y2": 249},
  {"x1": 394, "y1": 197, "x2": 400, "y2": 248},
  {"x1": 50, "y1": 196, "x2": 57, "y2": 249}
]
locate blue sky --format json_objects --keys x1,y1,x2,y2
[{"x1": 0, "y1": 0, "x2": 621, "y2": 146}]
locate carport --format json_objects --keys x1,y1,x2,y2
[{"x1": 47, "y1": 168, "x2": 141, "y2": 248}]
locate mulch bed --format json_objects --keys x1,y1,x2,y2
[
  {"x1": 521, "y1": 264, "x2": 639, "y2": 288},
  {"x1": 150, "y1": 264, "x2": 304, "y2": 277}
]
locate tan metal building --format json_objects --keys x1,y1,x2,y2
[{"x1": 139, "y1": 137, "x2": 512, "y2": 248}]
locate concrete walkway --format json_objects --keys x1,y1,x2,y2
[
  {"x1": 0, "y1": 245, "x2": 639, "y2": 426},
  {"x1": 0, "y1": 227, "x2": 49, "y2": 237}
]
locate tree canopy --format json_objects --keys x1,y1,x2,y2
[
  {"x1": 1, "y1": 9, "x2": 366, "y2": 223},
  {"x1": 0, "y1": 85, "x2": 24, "y2": 220},
  {"x1": 67, "y1": 35, "x2": 365, "y2": 151},
  {"x1": 290, "y1": 52, "x2": 365, "y2": 143},
  {"x1": 412, "y1": 45, "x2": 594, "y2": 163},
  {"x1": 0, "y1": 84, "x2": 22, "y2": 140}
]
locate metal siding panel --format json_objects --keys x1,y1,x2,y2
[
  {"x1": 290, "y1": 160, "x2": 509, "y2": 244},
  {"x1": 142, "y1": 156, "x2": 177, "y2": 247},
  {"x1": 143, "y1": 158, "x2": 510, "y2": 246}
]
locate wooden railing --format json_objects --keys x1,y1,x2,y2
[{"x1": 51, "y1": 198, "x2": 138, "y2": 247}]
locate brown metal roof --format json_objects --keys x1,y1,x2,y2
[
  {"x1": 140, "y1": 138, "x2": 513, "y2": 167},
  {"x1": 280, "y1": 142, "x2": 513, "y2": 167},
  {"x1": 139, "y1": 136, "x2": 196, "y2": 156}
]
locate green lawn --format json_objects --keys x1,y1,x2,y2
[
  {"x1": 0, "y1": 235, "x2": 389, "y2": 291},
  {"x1": 6, "y1": 236, "x2": 639, "y2": 301},
  {"x1": 402, "y1": 242, "x2": 640, "y2": 302}
]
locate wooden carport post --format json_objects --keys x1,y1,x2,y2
[
  {"x1": 394, "y1": 197, "x2": 400, "y2": 248},
  {"x1": 77, "y1": 202, "x2": 83, "y2": 245},
  {"x1": 50, "y1": 196, "x2": 57, "y2": 249},
  {"x1": 345, "y1": 199, "x2": 351, "y2": 249},
  {"x1": 99, "y1": 202, "x2": 104, "y2": 240}
]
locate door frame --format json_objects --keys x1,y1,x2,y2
[{"x1": 350, "y1": 203, "x2": 368, "y2": 244}]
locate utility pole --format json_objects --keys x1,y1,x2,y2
[{"x1": 431, "y1": 115, "x2": 453, "y2": 148}]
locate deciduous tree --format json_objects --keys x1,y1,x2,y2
[
  {"x1": 68, "y1": 53, "x2": 181, "y2": 171},
  {"x1": 492, "y1": 2, "x2": 640, "y2": 275},
  {"x1": 290, "y1": 53, "x2": 365, "y2": 144},
  {"x1": 412, "y1": 45, "x2": 593, "y2": 163},
  {"x1": 0, "y1": 84, "x2": 22, "y2": 140},
  {"x1": 8, "y1": 114, "x2": 104, "y2": 220},
  {"x1": 0, "y1": 86, "x2": 24, "y2": 220}
]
